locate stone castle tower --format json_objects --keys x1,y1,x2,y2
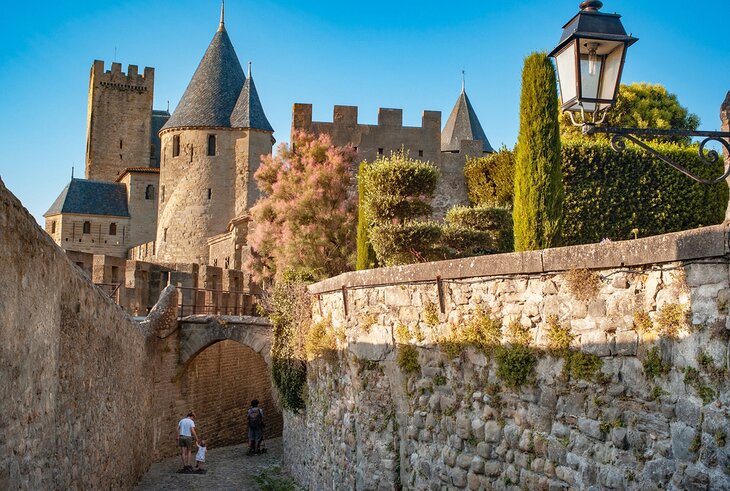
[
  {"x1": 85, "y1": 60, "x2": 155, "y2": 180},
  {"x1": 155, "y1": 9, "x2": 274, "y2": 264}
]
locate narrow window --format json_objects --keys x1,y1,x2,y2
[
  {"x1": 418, "y1": 150, "x2": 423, "y2": 157},
  {"x1": 207, "y1": 134, "x2": 216, "y2": 156},
  {"x1": 172, "y1": 135, "x2": 180, "y2": 157},
  {"x1": 109, "y1": 223, "x2": 117, "y2": 236},
  {"x1": 163, "y1": 228, "x2": 168, "y2": 242},
  {"x1": 83, "y1": 221, "x2": 91, "y2": 234},
  {"x1": 145, "y1": 184, "x2": 154, "y2": 200},
  {"x1": 207, "y1": 189, "x2": 212, "y2": 200},
  {"x1": 378, "y1": 148, "x2": 384, "y2": 155},
  {"x1": 161, "y1": 185, "x2": 165, "y2": 202},
  {"x1": 51, "y1": 221, "x2": 56, "y2": 234},
  {"x1": 119, "y1": 139, "x2": 123, "y2": 149}
]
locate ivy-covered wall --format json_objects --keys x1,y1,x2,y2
[{"x1": 283, "y1": 225, "x2": 730, "y2": 490}]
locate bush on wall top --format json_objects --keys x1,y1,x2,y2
[{"x1": 561, "y1": 139, "x2": 727, "y2": 245}]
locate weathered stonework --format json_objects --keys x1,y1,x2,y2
[{"x1": 286, "y1": 226, "x2": 730, "y2": 490}]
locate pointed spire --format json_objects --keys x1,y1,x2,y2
[
  {"x1": 461, "y1": 69, "x2": 465, "y2": 93},
  {"x1": 230, "y1": 63, "x2": 274, "y2": 132},
  {"x1": 441, "y1": 87, "x2": 494, "y2": 153},
  {"x1": 219, "y1": 0, "x2": 225, "y2": 30}
]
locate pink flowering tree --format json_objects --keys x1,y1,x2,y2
[{"x1": 247, "y1": 130, "x2": 358, "y2": 283}]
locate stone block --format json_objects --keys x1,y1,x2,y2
[
  {"x1": 685, "y1": 263, "x2": 728, "y2": 287},
  {"x1": 484, "y1": 421, "x2": 503, "y2": 443},
  {"x1": 614, "y1": 330, "x2": 638, "y2": 356},
  {"x1": 580, "y1": 329, "x2": 610, "y2": 357}
]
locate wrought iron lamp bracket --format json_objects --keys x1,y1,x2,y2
[{"x1": 577, "y1": 123, "x2": 730, "y2": 185}]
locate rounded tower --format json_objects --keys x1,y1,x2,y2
[{"x1": 156, "y1": 9, "x2": 273, "y2": 264}]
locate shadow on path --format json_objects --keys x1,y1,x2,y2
[{"x1": 135, "y1": 437, "x2": 295, "y2": 490}]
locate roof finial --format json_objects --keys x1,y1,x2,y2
[
  {"x1": 461, "y1": 69, "x2": 465, "y2": 93},
  {"x1": 219, "y1": 0, "x2": 225, "y2": 28},
  {"x1": 248, "y1": 61, "x2": 252, "y2": 78}
]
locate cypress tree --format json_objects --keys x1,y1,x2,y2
[
  {"x1": 513, "y1": 52, "x2": 563, "y2": 251},
  {"x1": 356, "y1": 162, "x2": 378, "y2": 270}
]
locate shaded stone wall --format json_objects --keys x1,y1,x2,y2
[
  {"x1": 0, "y1": 177, "x2": 155, "y2": 489},
  {"x1": 285, "y1": 225, "x2": 730, "y2": 490}
]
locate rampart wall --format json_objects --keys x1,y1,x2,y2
[
  {"x1": 0, "y1": 177, "x2": 156, "y2": 489},
  {"x1": 285, "y1": 225, "x2": 730, "y2": 490}
]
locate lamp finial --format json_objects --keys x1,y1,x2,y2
[{"x1": 579, "y1": 1, "x2": 603, "y2": 11}]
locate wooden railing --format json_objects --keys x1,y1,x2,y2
[{"x1": 177, "y1": 286, "x2": 259, "y2": 318}]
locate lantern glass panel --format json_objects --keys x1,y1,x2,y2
[
  {"x1": 555, "y1": 41, "x2": 578, "y2": 109},
  {"x1": 598, "y1": 44, "x2": 624, "y2": 105}
]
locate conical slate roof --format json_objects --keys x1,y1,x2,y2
[
  {"x1": 162, "y1": 24, "x2": 245, "y2": 130},
  {"x1": 230, "y1": 65, "x2": 273, "y2": 132},
  {"x1": 441, "y1": 89, "x2": 494, "y2": 153}
]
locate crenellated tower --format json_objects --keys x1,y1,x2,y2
[
  {"x1": 155, "y1": 9, "x2": 273, "y2": 265},
  {"x1": 85, "y1": 60, "x2": 154, "y2": 181}
]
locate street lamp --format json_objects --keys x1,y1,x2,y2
[{"x1": 550, "y1": 1, "x2": 730, "y2": 185}]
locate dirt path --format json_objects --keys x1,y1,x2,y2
[{"x1": 135, "y1": 438, "x2": 297, "y2": 490}]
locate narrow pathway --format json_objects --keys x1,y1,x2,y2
[{"x1": 136, "y1": 438, "x2": 295, "y2": 490}]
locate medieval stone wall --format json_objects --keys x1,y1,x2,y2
[
  {"x1": 46, "y1": 213, "x2": 131, "y2": 258},
  {"x1": 85, "y1": 60, "x2": 154, "y2": 181},
  {"x1": 284, "y1": 225, "x2": 730, "y2": 490},
  {"x1": 120, "y1": 170, "x2": 160, "y2": 247},
  {"x1": 0, "y1": 178, "x2": 156, "y2": 490}
]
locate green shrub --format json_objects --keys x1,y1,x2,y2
[
  {"x1": 643, "y1": 346, "x2": 671, "y2": 378},
  {"x1": 496, "y1": 345, "x2": 537, "y2": 389},
  {"x1": 655, "y1": 303, "x2": 689, "y2": 338},
  {"x1": 561, "y1": 139, "x2": 726, "y2": 245},
  {"x1": 513, "y1": 52, "x2": 563, "y2": 251},
  {"x1": 304, "y1": 317, "x2": 339, "y2": 364},
  {"x1": 565, "y1": 269, "x2": 602, "y2": 301},
  {"x1": 252, "y1": 465, "x2": 300, "y2": 491},
  {"x1": 464, "y1": 146, "x2": 515, "y2": 208},
  {"x1": 545, "y1": 315, "x2": 573, "y2": 354},
  {"x1": 566, "y1": 350, "x2": 603, "y2": 382},
  {"x1": 444, "y1": 205, "x2": 513, "y2": 254},
  {"x1": 424, "y1": 301, "x2": 439, "y2": 327},
  {"x1": 356, "y1": 162, "x2": 378, "y2": 270},
  {"x1": 397, "y1": 344, "x2": 420, "y2": 374},
  {"x1": 439, "y1": 309, "x2": 503, "y2": 359},
  {"x1": 369, "y1": 221, "x2": 444, "y2": 266}
]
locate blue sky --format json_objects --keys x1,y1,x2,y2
[{"x1": 1, "y1": 0, "x2": 728, "y2": 224}]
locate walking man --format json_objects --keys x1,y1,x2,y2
[
  {"x1": 177, "y1": 411, "x2": 199, "y2": 472},
  {"x1": 247, "y1": 400, "x2": 265, "y2": 455}
]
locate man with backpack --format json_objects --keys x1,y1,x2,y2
[{"x1": 246, "y1": 399, "x2": 265, "y2": 455}]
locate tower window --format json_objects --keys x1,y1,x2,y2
[
  {"x1": 172, "y1": 135, "x2": 180, "y2": 157},
  {"x1": 82, "y1": 221, "x2": 91, "y2": 234},
  {"x1": 109, "y1": 223, "x2": 117, "y2": 236},
  {"x1": 163, "y1": 228, "x2": 168, "y2": 242},
  {"x1": 207, "y1": 189, "x2": 212, "y2": 200},
  {"x1": 418, "y1": 150, "x2": 423, "y2": 157},
  {"x1": 161, "y1": 185, "x2": 165, "y2": 202},
  {"x1": 207, "y1": 134, "x2": 216, "y2": 156},
  {"x1": 378, "y1": 148, "x2": 384, "y2": 155},
  {"x1": 50, "y1": 220, "x2": 56, "y2": 234},
  {"x1": 119, "y1": 139, "x2": 123, "y2": 149},
  {"x1": 145, "y1": 184, "x2": 154, "y2": 200}
]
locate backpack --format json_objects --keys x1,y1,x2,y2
[{"x1": 248, "y1": 407, "x2": 263, "y2": 428}]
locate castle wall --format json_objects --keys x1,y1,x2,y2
[
  {"x1": 0, "y1": 177, "x2": 156, "y2": 490},
  {"x1": 434, "y1": 140, "x2": 483, "y2": 217},
  {"x1": 156, "y1": 129, "x2": 242, "y2": 264},
  {"x1": 46, "y1": 212, "x2": 132, "y2": 258},
  {"x1": 285, "y1": 225, "x2": 730, "y2": 490},
  {"x1": 85, "y1": 61, "x2": 154, "y2": 181},
  {"x1": 292, "y1": 104, "x2": 441, "y2": 165},
  {"x1": 119, "y1": 170, "x2": 159, "y2": 247},
  {"x1": 235, "y1": 130, "x2": 273, "y2": 217}
]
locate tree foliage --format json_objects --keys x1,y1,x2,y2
[
  {"x1": 356, "y1": 162, "x2": 378, "y2": 270},
  {"x1": 247, "y1": 130, "x2": 357, "y2": 283},
  {"x1": 464, "y1": 146, "x2": 515, "y2": 208},
  {"x1": 560, "y1": 83, "x2": 700, "y2": 144},
  {"x1": 442, "y1": 205, "x2": 513, "y2": 256},
  {"x1": 361, "y1": 152, "x2": 441, "y2": 266},
  {"x1": 513, "y1": 52, "x2": 564, "y2": 252}
]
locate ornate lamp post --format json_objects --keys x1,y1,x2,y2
[{"x1": 550, "y1": 0, "x2": 730, "y2": 185}]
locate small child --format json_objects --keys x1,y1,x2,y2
[{"x1": 194, "y1": 440, "x2": 207, "y2": 473}]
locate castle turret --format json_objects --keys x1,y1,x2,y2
[
  {"x1": 441, "y1": 82, "x2": 494, "y2": 153},
  {"x1": 155, "y1": 8, "x2": 273, "y2": 265},
  {"x1": 85, "y1": 61, "x2": 155, "y2": 180}
]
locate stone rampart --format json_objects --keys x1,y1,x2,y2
[
  {"x1": 0, "y1": 177, "x2": 156, "y2": 489},
  {"x1": 285, "y1": 225, "x2": 730, "y2": 490}
]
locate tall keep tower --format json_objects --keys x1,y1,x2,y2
[
  {"x1": 155, "y1": 7, "x2": 274, "y2": 264},
  {"x1": 85, "y1": 60, "x2": 155, "y2": 181}
]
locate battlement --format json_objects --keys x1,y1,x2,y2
[
  {"x1": 293, "y1": 103, "x2": 441, "y2": 131},
  {"x1": 91, "y1": 60, "x2": 154, "y2": 91}
]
